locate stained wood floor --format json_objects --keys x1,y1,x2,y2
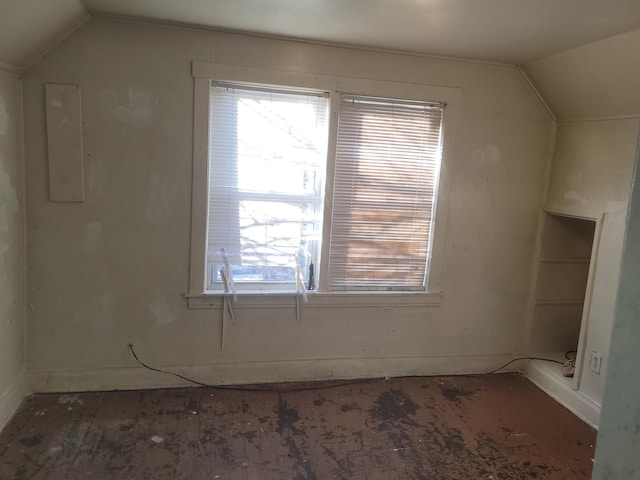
[{"x1": 0, "y1": 374, "x2": 595, "y2": 480}]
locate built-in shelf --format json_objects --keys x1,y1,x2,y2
[{"x1": 529, "y1": 213, "x2": 596, "y2": 360}]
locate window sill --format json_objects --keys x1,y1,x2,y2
[{"x1": 185, "y1": 291, "x2": 444, "y2": 309}]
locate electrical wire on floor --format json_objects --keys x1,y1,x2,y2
[
  {"x1": 128, "y1": 343, "x2": 572, "y2": 391},
  {"x1": 486, "y1": 356, "x2": 565, "y2": 375},
  {"x1": 127, "y1": 343, "x2": 374, "y2": 393}
]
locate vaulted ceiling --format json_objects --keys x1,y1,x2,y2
[
  {"x1": 3, "y1": 0, "x2": 640, "y2": 69},
  {"x1": 82, "y1": 0, "x2": 640, "y2": 64},
  {"x1": 2, "y1": 0, "x2": 640, "y2": 119},
  {"x1": 0, "y1": 0, "x2": 86, "y2": 68}
]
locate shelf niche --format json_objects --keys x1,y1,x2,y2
[{"x1": 530, "y1": 213, "x2": 596, "y2": 359}]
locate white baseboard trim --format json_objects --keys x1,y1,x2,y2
[
  {"x1": 28, "y1": 354, "x2": 516, "y2": 393},
  {"x1": 0, "y1": 373, "x2": 27, "y2": 432},
  {"x1": 524, "y1": 359, "x2": 601, "y2": 429}
]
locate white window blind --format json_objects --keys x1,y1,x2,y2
[
  {"x1": 207, "y1": 83, "x2": 329, "y2": 291},
  {"x1": 327, "y1": 94, "x2": 444, "y2": 290}
]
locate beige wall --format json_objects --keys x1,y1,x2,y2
[
  {"x1": 23, "y1": 18, "x2": 553, "y2": 391},
  {"x1": 543, "y1": 119, "x2": 639, "y2": 407},
  {"x1": 0, "y1": 68, "x2": 25, "y2": 428},
  {"x1": 546, "y1": 120, "x2": 640, "y2": 213}
]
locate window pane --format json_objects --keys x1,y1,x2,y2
[
  {"x1": 207, "y1": 84, "x2": 328, "y2": 291},
  {"x1": 328, "y1": 94, "x2": 444, "y2": 290}
]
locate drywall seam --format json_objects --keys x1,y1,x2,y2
[
  {"x1": 516, "y1": 66, "x2": 557, "y2": 122},
  {"x1": 27, "y1": 353, "x2": 518, "y2": 393},
  {"x1": 18, "y1": 12, "x2": 92, "y2": 77},
  {"x1": 521, "y1": 120, "x2": 558, "y2": 354},
  {"x1": 17, "y1": 77, "x2": 28, "y2": 395},
  {"x1": 89, "y1": 11, "x2": 516, "y2": 69},
  {"x1": 0, "y1": 373, "x2": 26, "y2": 432}
]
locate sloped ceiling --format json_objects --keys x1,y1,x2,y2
[
  {"x1": 3, "y1": 0, "x2": 640, "y2": 119},
  {"x1": 525, "y1": 28, "x2": 640, "y2": 120},
  {"x1": 4, "y1": 0, "x2": 640, "y2": 69},
  {"x1": 0, "y1": 0, "x2": 87, "y2": 69},
  {"x1": 83, "y1": 0, "x2": 640, "y2": 64}
]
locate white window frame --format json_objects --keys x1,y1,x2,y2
[
  {"x1": 206, "y1": 82, "x2": 330, "y2": 293},
  {"x1": 186, "y1": 61, "x2": 460, "y2": 308}
]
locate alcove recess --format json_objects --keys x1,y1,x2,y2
[{"x1": 529, "y1": 212, "x2": 595, "y2": 373}]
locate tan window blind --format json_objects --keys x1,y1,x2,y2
[{"x1": 327, "y1": 94, "x2": 444, "y2": 290}]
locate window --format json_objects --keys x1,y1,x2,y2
[
  {"x1": 207, "y1": 83, "x2": 329, "y2": 292},
  {"x1": 188, "y1": 62, "x2": 459, "y2": 303},
  {"x1": 328, "y1": 95, "x2": 443, "y2": 290}
]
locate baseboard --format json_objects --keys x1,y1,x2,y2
[
  {"x1": 0, "y1": 373, "x2": 26, "y2": 432},
  {"x1": 524, "y1": 359, "x2": 601, "y2": 429},
  {"x1": 27, "y1": 353, "x2": 515, "y2": 393}
]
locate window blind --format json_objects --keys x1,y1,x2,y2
[
  {"x1": 207, "y1": 83, "x2": 329, "y2": 290},
  {"x1": 327, "y1": 94, "x2": 444, "y2": 290}
]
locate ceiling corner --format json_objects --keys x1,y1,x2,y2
[{"x1": 0, "y1": 0, "x2": 88, "y2": 71}]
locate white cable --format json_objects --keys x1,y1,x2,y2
[{"x1": 219, "y1": 248, "x2": 237, "y2": 301}]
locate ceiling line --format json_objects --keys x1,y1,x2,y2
[
  {"x1": 19, "y1": 12, "x2": 92, "y2": 77},
  {"x1": 88, "y1": 11, "x2": 518, "y2": 69}
]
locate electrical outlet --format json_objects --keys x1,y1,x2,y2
[{"x1": 589, "y1": 351, "x2": 602, "y2": 374}]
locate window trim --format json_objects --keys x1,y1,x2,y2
[{"x1": 187, "y1": 61, "x2": 460, "y2": 307}]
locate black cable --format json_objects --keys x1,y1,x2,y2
[
  {"x1": 127, "y1": 343, "x2": 375, "y2": 393},
  {"x1": 128, "y1": 343, "x2": 218, "y2": 389},
  {"x1": 129, "y1": 344, "x2": 569, "y2": 390},
  {"x1": 487, "y1": 356, "x2": 564, "y2": 375}
]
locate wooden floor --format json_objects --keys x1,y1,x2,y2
[{"x1": 0, "y1": 374, "x2": 595, "y2": 480}]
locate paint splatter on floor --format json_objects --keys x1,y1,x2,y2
[{"x1": 0, "y1": 374, "x2": 595, "y2": 479}]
